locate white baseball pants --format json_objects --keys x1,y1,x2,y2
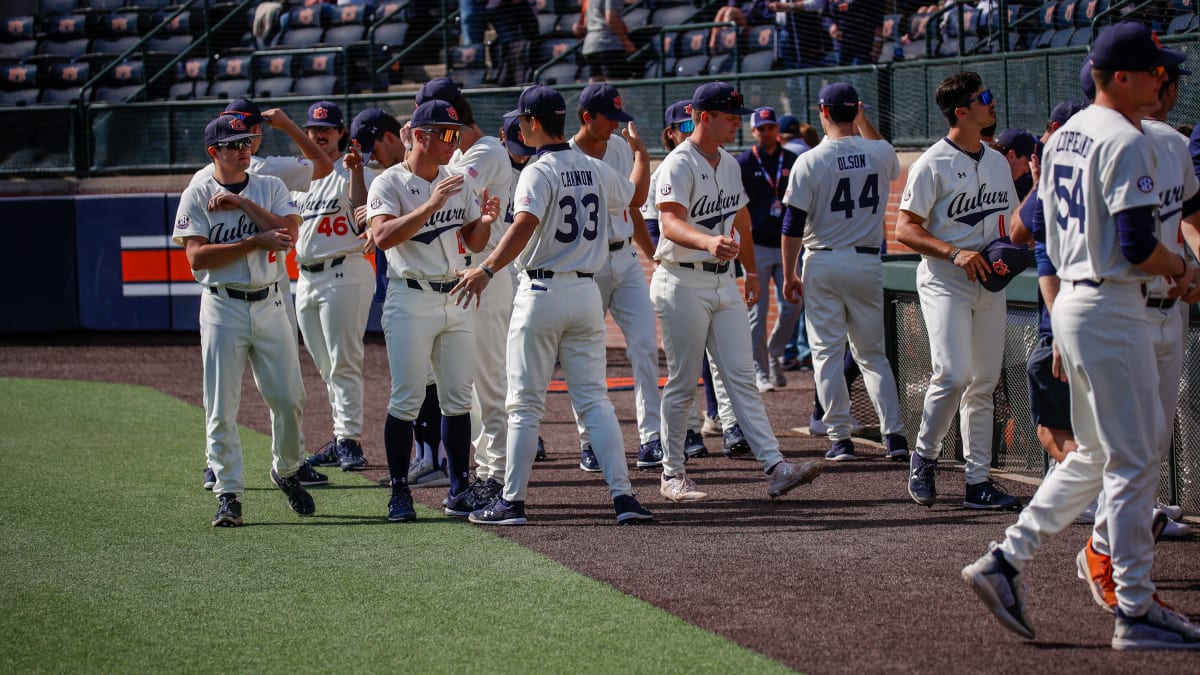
[
  {"x1": 381, "y1": 282, "x2": 476, "y2": 421},
  {"x1": 470, "y1": 264, "x2": 515, "y2": 481}
]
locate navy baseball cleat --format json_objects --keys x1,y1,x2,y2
[
  {"x1": 962, "y1": 542, "x2": 1035, "y2": 640},
  {"x1": 445, "y1": 480, "x2": 489, "y2": 517},
  {"x1": 1113, "y1": 605, "x2": 1200, "y2": 650},
  {"x1": 387, "y1": 482, "x2": 416, "y2": 522},
  {"x1": 306, "y1": 438, "x2": 341, "y2": 467},
  {"x1": 579, "y1": 444, "x2": 601, "y2": 472},
  {"x1": 722, "y1": 424, "x2": 751, "y2": 459},
  {"x1": 964, "y1": 479, "x2": 1021, "y2": 511},
  {"x1": 535, "y1": 436, "x2": 548, "y2": 462},
  {"x1": 908, "y1": 453, "x2": 938, "y2": 506},
  {"x1": 271, "y1": 468, "x2": 316, "y2": 516},
  {"x1": 211, "y1": 493, "x2": 243, "y2": 527},
  {"x1": 295, "y1": 463, "x2": 329, "y2": 486},
  {"x1": 202, "y1": 466, "x2": 216, "y2": 490},
  {"x1": 469, "y1": 498, "x2": 528, "y2": 525},
  {"x1": 636, "y1": 439, "x2": 664, "y2": 469},
  {"x1": 824, "y1": 439, "x2": 856, "y2": 461},
  {"x1": 614, "y1": 494, "x2": 654, "y2": 525},
  {"x1": 337, "y1": 439, "x2": 367, "y2": 471},
  {"x1": 884, "y1": 433, "x2": 910, "y2": 461},
  {"x1": 684, "y1": 429, "x2": 708, "y2": 458}
]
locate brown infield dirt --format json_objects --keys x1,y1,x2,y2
[{"x1": 3, "y1": 334, "x2": 1199, "y2": 673}]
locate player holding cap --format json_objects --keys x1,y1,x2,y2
[
  {"x1": 452, "y1": 85, "x2": 655, "y2": 526},
  {"x1": 175, "y1": 114, "x2": 313, "y2": 527},
  {"x1": 651, "y1": 81, "x2": 822, "y2": 502},
  {"x1": 290, "y1": 100, "x2": 375, "y2": 475},
  {"x1": 367, "y1": 99, "x2": 500, "y2": 523},
  {"x1": 963, "y1": 23, "x2": 1200, "y2": 649},
  {"x1": 896, "y1": 71, "x2": 1019, "y2": 510},
  {"x1": 780, "y1": 82, "x2": 908, "y2": 463}
]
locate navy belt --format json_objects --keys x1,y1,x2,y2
[
  {"x1": 526, "y1": 269, "x2": 594, "y2": 279},
  {"x1": 1072, "y1": 279, "x2": 1149, "y2": 297},
  {"x1": 210, "y1": 282, "x2": 277, "y2": 302},
  {"x1": 1147, "y1": 297, "x2": 1176, "y2": 310},
  {"x1": 406, "y1": 278, "x2": 458, "y2": 293},
  {"x1": 809, "y1": 246, "x2": 881, "y2": 255},
  {"x1": 300, "y1": 255, "x2": 345, "y2": 273},
  {"x1": 609, "y1": 238, "x2": 631, "y2": 251},
  {"x1": 679, "y1": 261, "x2": 730, "y2": 274}
]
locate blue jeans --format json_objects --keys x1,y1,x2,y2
[
  {"x1": 748, "y1": 244, "x2": 804, "y2": 375},
  {"x1": 460, "y1": 0, "x2": 488, "y2": 44}
]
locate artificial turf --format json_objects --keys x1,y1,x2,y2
[{"x1": 0, "y1": 377, "x2": 792, "y2": 673}]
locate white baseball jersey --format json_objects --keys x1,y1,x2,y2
[
  {"x1": 173, "y1": 172, "x2": 299, "y2": 288},
  {"x1": 1143, "y1": 119, "x2": 1199, "y2": 296},
  {"x1": 783, "y1": 136, "x2": 899, "y2": 248},
  {"x1": 1041, "y1": 106, "x2": 1161, "y2": 283},
  {"x1": 653, "y1": 139, "x2": 747, "y2": 264},
  {"x1": 190, "y1": 155, "x2": 317, "y2": 192},
  {"x1": 294, "y1": 160, "x2": 377, "y2": 263},
  {"x1": 366, "y1": 163, "x2": 482, "y2": 280},
  {"x1": 570, "y1": 134, "x2": 635, "y2": 241},
  {"x1": 451, "y1": 135, "x2": 513, "y2": 252},
  {"x1": 641, "y1": 167, "x2": 663, "y2": 222},
  {"x1": 899, "y1": 139, "x2": 1016, "y2": 253},
  {"x1": 512, "y1": 145, "x2": 634, "y2": 273}
]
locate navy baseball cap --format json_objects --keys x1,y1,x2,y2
[
  {"x1": 305, "y1": 100, "x2": 344, "y2": 128},
  {"x1": 504, "y1": 85, "x2": 567, "y2": 120},
  {"x1": 415, "y1": 76, "x2": 461, "y2": 106},
  {"x1": 690, "y1": 81, "x2": 753, "y2": 115},
  {"x1": 223, "y1": 98, "x2": 262, "y2": 127},
  {"x1": 980, "y1": 236, "x2": 1033, "y2": 292},
  {"x1": 502, "y1": 114, "x2": 534, "y2": 156},
  {"x1": 578, "y1": 82, "x2": 634, "y2": 122},
  {"x1": 350, "y1": 108, "x2": 401, "y2": 156},
  {"x1": 664, "y1": 100, "x2": 691, "y2": 127},
  {"x1": 751, "y1": 106, "x2": 778, "y2": 128},
  {"x1": 1050, "y1": 101, "x2": 1084, "y2": 125},
  {"x1": 818, "y1": 82, "x2": 860, "y2": 109},
  {"x1": 995, "y1": 128, "x2": 1036, "y2": 158},
  {"x1": 411, "y1": 99, "x2": 464, "y2": 128},
  {"x1": 205, "y1": 113, "x2": 259, "y2": 147},
  {"x1": 1079, "y1": 56, "x2": 1097, "y2": 102},
  {"x1": 778, "y1": 114, "x2": 800, "y2": 135},
  {"x1": 1089, "y1": 21, "x2": 1185, "y2": 72},
  {"x1": 1166, "y1": 48, "x2": 1191, "y2": 78}
]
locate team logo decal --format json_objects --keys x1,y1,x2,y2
[
  {"x1": 447, "y1": 106, "x2": 460, "y2": 121},
  {"x1": 1137, "y1": 176, "x2": 1154, "y2": 193},
  {"x1": 287, "y1": 200, "x2": 298, "y2": 209},
  {"x1": 992, "y1": 258, "x2": 1009, "y2": 275},
  {"x1": 370, "y1": 197, "x2": 383, "y2": 209},
  {"x1": 660, "y1": 184, "x2": 672, "y2": 195},
  {"x1": 177, "y1": 215, "x2": 190, "y2": 230},
  {"x1": 903, "y1": 188, "x2": 912, "y2": 201},
  {"x1": 229, "y1": 117, "x2": 246, "y2": 131},
  {"x1": 613, "y1": 96, "x2": 624, "y2": 110},
  {"x1": 313, "y1": 106, "x2": 328, "y2": 120}
]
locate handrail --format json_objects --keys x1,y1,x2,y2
[
  {"x1": 243, "y1": 45, "x2": 352, "y2": 108},
  {"x1": 1087, "y1": 0, "x2": 1168, "y2": 45},
  {"x1": 135, "y1": 0, "x2": 258, "y2": 101},
  {"x1": 363, "y1": 0, "x2": 410, "y2": 87},
  {"x1": 374, "y1": 8, "x2": 461, "y2": 81},
  {"x1": 923, "y1": 0, "x2": 973, "y2": 59},
  {"x1": 972, "y1": 1, "x2": 1045, "y2": 54}
]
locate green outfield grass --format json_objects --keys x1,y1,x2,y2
[{"x1": 0, "y1": 378, "x2": 791, "y2": 674}]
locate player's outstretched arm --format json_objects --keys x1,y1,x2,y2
[
  {"x1": 622, "y1": 122, "x2": 651, "y2": 208},
  {"x1": 461, "y1": 189, "x2": 501, "y2": 253},
  {"x1": 263, "y1": 107, "x2": 334, "y2": 181},
  {"x1": 630, "y1": 209, "x2": 656, "y2": 260},
  {"x1": 344, "y1": 140, "x2": 368, "y2": 211},
  {"x1": 452, "y1": 211, "x2": 539, "y2": 309}
]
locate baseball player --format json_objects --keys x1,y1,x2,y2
[
  {"x1": 570, "y1": 82, "x2": 664, "y2": 472},
  {"x1": 452, "y1": 85, "x2": 655, "y2": 526},
  {"x1": 366, "y1": 99, "x2": 500, "y2": 523},
  {"x1": 895, "y1": 71, "x2": 1020, "y2": 510},
  {"x1": 175, "y1": 114, "x2": 313, "y2": 527},
  {"x1": 196, "y1": 98, "x2": 333, "y2": 491},
  {"x1": 780, "y1": 82, "x2": 908, "y2": 463},
  {"x1": 288, "y1": 100, "x2": 376, "y2": 474},
  {"x1": 651, "y1": 81, "x2": 822, "y2": 502},
  {"x1": 962, "y1": 23, "x2": 1200, "y2": 649}
]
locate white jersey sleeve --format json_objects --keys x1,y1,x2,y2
[
  {"x1": 172, "y1": 173, "x2": 298, "y2": 288},
  {"x1": 512, "y1": 148, "x2": 612, "y2": 274},
  {"x1": 451, "y1": 136, "x2": 514, "y2": 252},
  {"x1": 251, "y1": 155, "x2": 316, "y2": 192},
  {"x1": 784, "y1": 136, "x2": 899, "y2": 249},
  {"x1": 653, "y1": 140, "x2": 746, "y2": 264},
  {"x1": 641, "y1": 167, "x2": 662, "y2": 222}
]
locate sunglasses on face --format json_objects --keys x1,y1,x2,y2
[
  {"x1": 961, "y1": 89, "x2": 994, "y2": 108},
  {"x1": 213, "y1": 138, "x2": 253, "y2": 150},
  {"x1": 419, "y1": 127, "x2": 461, "y2": 144},
  {"x1": 675, "y1": 119, "x2": 695, "y2": 134},
  {"x1": 1146, "y1": 65, "x2": 1166, "y2": 78}
]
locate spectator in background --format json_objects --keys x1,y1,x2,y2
[
  {"x1": 710, "y1": 2, "x2": 748, "y2": 52},
  {"x1": 830, "y1": 0, "x2": 886, "y2": 66},
  {"x1": 776, "y1": 114, "x2": 813, "y2": 371},
  {"x1": 581, "y1": 0, "x2": 637, "y2": 81},
  {"x1": 778, "y1": 114, "x2": 810, "y2": 155},
  {"x1": 769, "y1": 0, "x2": 832, "y2": 69},
  {"x1": 461, "y1": 0, "x2": 489, "y2": 44},
  {"x1": 990, "y1": 128, "x2": 1036, "y2": 201},
  {"x1": 798, "y1": 122, "x2": 819, "y2": 148},
  {"x1": 488, "y1": 0, "x2": 540, "y2": 86}
]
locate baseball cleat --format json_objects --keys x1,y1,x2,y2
[
  {"x1": 768, "y1": 358, "x2": 787, "y2": 389},
  {"x1": 1157, "y1": 502, "x2": 1185, "y2": 521},
  {"x1": 700, "y1": 415, "x2": 723, "y2": 437},
  {"x1": 295, "y1": 463, "x2": 330, "y2": 487},
  {"x1": 1075, "y1": 499, "x2": 1098, "y2": 523},
  {"x1": 722, "y1": 424, "x2": 752, "y2": 459},
  {"x1": 684, "y1": 429, "x2": 708, "y2": 458},
  {"x1": 579, "y1": 445, "x2": 602, "y2": 472},
  {"x1": 755, "y1": 372, "x2": 775, "y2": 393},
  {"x1": 1113, "y1": 605, "x2": 1200, "y2": 651},
  {"x1": 907, "y1": 453, "x2": 938, "y2": 507},
  {"x1": 211, "y1": 493, "x2": 243, "y2": 527},
  {"x1": 963, "y1": 479, "x2": 1021, "y2": 511},
  {"x1": 1077, "y1": 536, "x2": 1180, "y2": 615},
  {"x1": 202, "y1": 466, "x2": 217, "y2": 490},
  {"x1": 408, "y1": 458, "x2": 450, "y2": 487},
  {"x1": 660, "y1": 472, "x2": 708, "y2": 502},
  {"x1": 824, "y1": 439, "x2": 857, "y2": 461},
  {"x1": 962, "y1": 542, "x2": 1035, "y2": 639},
  {"x1": 271, "y1": 468, "x2": 316, "y2": 516},
  {"x1": 765, "y1": 459, "x2": 822, "y2": 499},
  {"x1": 337, "y1": 439, "x2": 367, "y2": 471},
  {"x1": 884, "y1": 433, "x2": 909, "y2": 461},
  {"x1": 444, "y1": 480, "x2": 489, "y2": 517},
  {"x1": 387, "y1": 483, "x2": 416, "y2": 522},
  {"x1": 535, "y1": 436, "x2": 548, "y2": 462},
  {"x1": 614, "y1": 494, "x2": 654, "y2": 524},
  {"x1": 636, "y1": 439, "x2": 664, "y2": 469},
  {"x1": 469, "y1": 498, "x2": 527, "y2": 525},
  {"x1": 306, "y1": 439, "x2": 341, "y2": 467}
]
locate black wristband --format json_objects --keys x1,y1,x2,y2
[{"x1": 481, "y1": 265, "x2": 495, "y2": 279}]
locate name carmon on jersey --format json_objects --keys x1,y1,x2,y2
[
  {"x1": 947, "y1": 183, "x2": 1011, "y2": 226},
  {"x1": 560, "y1": 169, "x2": 594, "y2": 187}
]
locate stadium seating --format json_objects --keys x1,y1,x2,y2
[
  {"x1": 40, "y1": 11, "x2": 90, "y2": 57},
  {"x1": 145, "y1": 8, "x2": 194, "y2": 53},
  {"x1": 275, "y1": 4, "x2": 326, "y2": 48},
  {"x1": 449, "y1": 42, "x2": 486, "y2": 88},
  {"x1": 40, "y1": 59, "x2": 87, "y2": 103},
  {"x1": 252, "y1": 51, "x2": 291, "y2": 97},
  {"x1": 0, "y1": 62, "x2": 39, "y2": 106},
  {"x1": 1, "y1": 15, "x2": 39, "y2": 59},
  {"x1": 167, "y1": 56, "x2": 206, "y2": 100},
  {"x1": 293, "y1": 50, "x2": 341, "y2": 95},
  {"x1": 672, "y1": 28, "x2": 709, "y2": 77},
  {"x1": 535, "y1": 36, "x2": 578, "y2": 85}
]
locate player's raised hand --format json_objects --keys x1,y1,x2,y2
[
  {"x1": 353, "y1": 204, "x2": 369, "y2": 230},
  {"x1": 252, "y1": 229, "x2": 292, "y2": 251},
  {"x1": 261, "y1": 108, "x2": 291, "y2": 128},
  {"x1": 359, "y1": 225, "x2": 377, "y2": 255},
  {"x1": 430, "y1": 174, "x2": 465, "y2": 209},
  {"x1": 208, "y1": 191, "x2": 244, "y2": 211},
  {"x1": 707, "y1": 235, "x2": 740, "y2": 261},
  {"x1": 1029, "y1": 151, "x2": 1041, "y2": 185},
  {"x1": 953, "y1": 248, "x2": 990, "y2": 283},
  {"x1": 742, "y1": 273, "x2": 759, "y2": 306},
  {"x1": 783, "y1": 275, "x2": 804, "y2": 304},
  {"x1": 343, "y1": 140, "x2": 364, "y2": 171},
  {"x1": 450, "y1": 266, "x2": 490, "y2": 309},
  {"x1": 622, "y1": 121, "x2": 647, "y2": 154},
  {"x1": 479, "y1": 188, "x2": 500, "y2": 226}
]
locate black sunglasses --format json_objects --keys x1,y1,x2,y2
[{"x1": 213, "y1": 137, "x2": 253, "y2": 150}]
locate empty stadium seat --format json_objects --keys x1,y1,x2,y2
[
  {"x1": 650, "y1": 3, "x2": 696, "y2": 29},
  {"x1": 41, "y1": 0, "x2": 81, "y2": 16},
  {"x1": 0, "y1": 62, "x2": 39, "y2": 106},
  {"x1": 40, "y1": 12, "x2": 90, "y2": 57},
  {"x1": 253, "y1": 50, "x2": 291, "y2": 97},
  {"x1": 40, "y1": 59, "x2": 88, "y2": 103},
  {"x1": 0, "y1": 15, "x2": 38, "y2": 59},
  {"x1": 276, "y1": 4, "x2": 327, "y2": 47},
  {"x1": 294, "y1": 50, "x2": 341, "y2": 95},
  {"x1": 535, "y1": 37, "x2": 577, "y2": 84},
  {"x1": 322, "y1": 3, "x2": 367, "y2": 46},
  {"x1": 672, "y1": 28, "x2": 708, "y2": 77}
]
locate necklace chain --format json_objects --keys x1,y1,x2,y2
[{"x1": 694, "y1": 144, "x2": 720, "y2": 161}]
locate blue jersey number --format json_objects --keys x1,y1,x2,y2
[
  {"x1": 829, "y1": 173, "x2": 880, "y2": 218},
  {"x1": 1053, "y1": 164, "x2": 1086, "y2": 233},
  {"x1": 555, "y1": 193, "x2": 601, "y2": 243}
]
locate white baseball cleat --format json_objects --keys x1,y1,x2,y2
[{"x1": 660, "y1": 472, "x2": 708, "y2": 502}]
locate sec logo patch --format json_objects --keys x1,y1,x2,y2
[
  {"x1": 176, "y1": 214, "x2": 190, "y2": 229},
  {"x1": 1137, "y1": 176, "x2": 1154, "y2": 193},
  {"x1": 902, "y1": 188, "x2": 912, "y2": 202},
  {"x1": 370, "y1": 197, "x2": 382, "y2": 209},
  {"x1": 660, "y1": 184, "x2": 672, "y2": 196}
]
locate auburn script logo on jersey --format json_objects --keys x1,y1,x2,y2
[
  {"x1": 691, "y1": 189, "x2": 741, "y2": 230},
  {"x1": 210, "y1": 214, "x2": 260, "y2": 244},
  {"x1": 946, "y1": 183, "x2": 1011, "y2": 227}
]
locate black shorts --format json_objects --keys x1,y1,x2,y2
[{"x1": 1026, "y1": 335, "x2": 1072, "y2": 431}]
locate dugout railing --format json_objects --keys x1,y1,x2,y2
[{"x1": 877, "y1": 257, "x2": 1199, "y2": 514}]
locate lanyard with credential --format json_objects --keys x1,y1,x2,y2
[{"x1": 752, "y1": 144, "x2": 784, "y2": 218}]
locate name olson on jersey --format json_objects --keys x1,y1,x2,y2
[
  {"x1": 560, "y1": 170, "x2": 594, "y2": 187},
  {"x1": 837, "y1": 154, "x2": 868, "y2": 171}
]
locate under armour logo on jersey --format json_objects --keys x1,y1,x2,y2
[
  {"x1": 958, "y1": 171, "x2": 967, "y2": 179},
  {"x1": 701, "y1": 174, "x2": 709, "y2": 181},
  {"x1": 275, "y1": 300, "x2": 282, "y2": 307},
  {"x1": 410, "y1": 187, "x2": 421, "y2": 195},
  {"x1": 335, "y1": 272, "x2": 343, "y2": 278}
]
